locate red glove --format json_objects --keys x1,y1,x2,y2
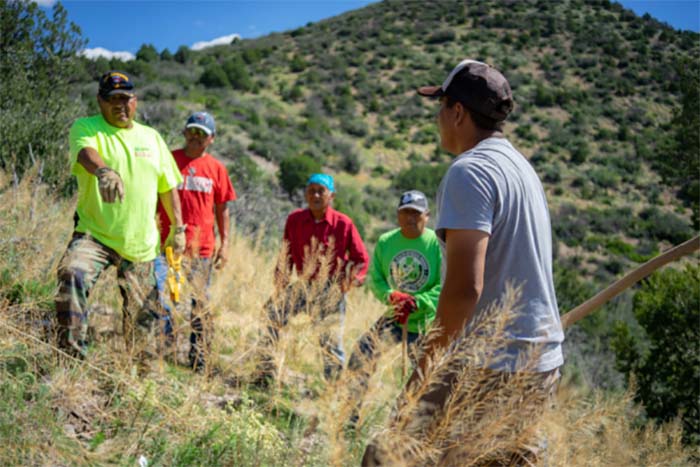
[
  {"x1": 389, "y1": 291, "x2": 417, "y2": 325},
  {"x1": 395, "y1": 299, "x2": 417, "y2": 325},
  {"x1": 389, "y1": 291, "x2": 413, "y2": 306}
]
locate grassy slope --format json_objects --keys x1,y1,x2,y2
[{"x1": 0, "y1": 172, "x2": 694, "y2": 465}]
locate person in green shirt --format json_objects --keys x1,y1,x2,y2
[
  {"x1": 55, "y1": 71, "x2": 185, "y2": 358},
  {"x1": 346, "y1": 190, "x2": 442, "y2": 425}
]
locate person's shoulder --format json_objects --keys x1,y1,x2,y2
[
  {"x1": 133, "y1": 120, "x2": 165, "y2": 139},
  {"x1": 377, "y1": 228, "x2": 402, "y2": 244},
  {"x1": 330, "y1": 208, "x2": 358, "y2": 226},
  {"x1": 70, "y1": 114, "x2": 103, "y2": 130},
  {"x1": 286, "y1": 208, "x2": 308, "y2": 221},
  {"x1": 421, "y1": 228, "x2": 438, "y2": 240},
  {"x1": 204, "y1": 152, "x2": 228, "y2": 170}
]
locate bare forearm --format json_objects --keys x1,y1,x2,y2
[
  {"x1": 77, "y1": 148, "x2": 107, "y2": 175},
  {"x1": 215, "y1": 203, "x2": 230, "y2": 245},
  {"x1": 410, "y1": 228, "x2": 488, "y2": 384},
  {"x1": 158, "y1": 189, "x2": 183, "y2": 227}
]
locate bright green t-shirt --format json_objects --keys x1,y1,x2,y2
[
  {"x1": 369, "y1": 228, "x2": 442, "y2": 333},
  {"x1": 69, "y1": 115, "x2": 183, "y2": 262}
]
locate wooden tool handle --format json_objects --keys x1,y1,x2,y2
[{"x1": 560, "y1": 235, "x2": 700, "y2": 329}]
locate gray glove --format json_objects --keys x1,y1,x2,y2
[{"x1": 95, "y1": 167, "x2": 124, "y2": 203}]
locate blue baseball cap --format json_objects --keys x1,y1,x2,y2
[
  {"x1": 186, "y1": 111, "x2": 216, "y2": 135},
  {"x1": 306, "y1": 173, "x2": 334, "y2": 192}
]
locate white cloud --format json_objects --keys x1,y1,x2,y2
[
  {"x1": 79, "y1": 47, "x2": 135, "y2": 61},
  {"x1": 191, "y1": 33, "x2": 241, "y2": 51}
]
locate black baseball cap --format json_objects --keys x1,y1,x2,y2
[
  {"x1": 398, "y1": 190, "x2": 429, "y2": 213},
  {"x1": 417, "y1": 59, "x2": 513, "y2": 122},
  {"x1": 98, "y1": 71, "x2": 135, "y2": 99}
]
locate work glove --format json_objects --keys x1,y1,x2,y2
[
  {"x1": 389, "y1": 291, "x2": 414, "y2": 307},
  {"x1": 394, "y1": 298, "x2": 417, "y2": 325},
  {"x1": 166, "y1": 225, "x2": 187, "y2": 255},
  {"x1": 389, "y1": 291, "x2": 417, "y2": 325},
  {"x1": 95, "y1": 167, "x2": 124, "y2": 203}
]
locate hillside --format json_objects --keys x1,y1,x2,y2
[{"x1": 74, "y1": 0, "x2": 698, "y2": 275}]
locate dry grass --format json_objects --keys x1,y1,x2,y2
[{"x1": 0, "y1": 172, "x2": 694, "y2": 466}]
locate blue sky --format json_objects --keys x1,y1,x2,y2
[{"x1": 37, "y1": 0, "x2": 699, "y2": 60}]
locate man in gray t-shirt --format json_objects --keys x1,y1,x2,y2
[
  {"x1": 435, "y1": 136, "x2": 564, "y2": 372},
  {"x1": 361, "y1": 60, "x2": 563, "y2": 466}
]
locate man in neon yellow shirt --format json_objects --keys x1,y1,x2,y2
[{"x1": 56, "y1": 71, "x2": 185, "y2": 358}]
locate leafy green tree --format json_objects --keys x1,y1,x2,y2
[
  {"x1": 612, "y1": 265, "x2": 700, "y2": 445},
  {"x1": 278, "y1": 155, "x2": 320, "y2": 197},
  {"x1": 135, "y1": 43, "x2": 159, "y2": 62},
  {"x1": 223, "y1": 56, "x2": 253, "y2": 91},
  {"x1": 0, "y1": 0, "x2": 86, "y2": 188},
  {"x1": 199, "y1": 63, "x2": 230, "y2": 88},
  {"x1": 392, "y1": 163, "x2": 449, "y2": 199},
  {"x1": 174, "y1": 45, "x2": 191, "y2": 64},
  {"x1": 659, "y1": 58, "x2": 699, "y2": 227},
  {"x1": 159, "y1": 47, "x2": 173, "y2": 61}
]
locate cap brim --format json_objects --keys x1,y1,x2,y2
[
  {"x1": 186, "y1": 123, "x2": 213, "y2": 135},
  {"x1": 417, "y1": 85, "x2": 443, "y2": 98},
  {"x1": 398, "y1": 204, "x2": 428, "y2": 213},
  {"x1": 102, "y1": 89, "x2": 135, "y2": 97}
]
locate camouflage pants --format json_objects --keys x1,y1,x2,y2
[{"x1": 55, "y1": 232, "x2": 161, "y2": 357}]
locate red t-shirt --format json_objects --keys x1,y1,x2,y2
[
  {"x1": 158, "y1": 149, "x2": 236, "y2": 258},
  {"x1": 282, "y1": 207, "x2": 369, "y2": 284}
]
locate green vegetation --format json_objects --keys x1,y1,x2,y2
[
  {"x1": 613, "y1": 266, "x2": 700, "y2": 445},
  {"x1": 0, "y1": 1, "x2": 85, "y2": 189}
]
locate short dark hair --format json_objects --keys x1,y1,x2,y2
[{"x1": 445, "y1": 95, "x2": 504, "y2": 131}]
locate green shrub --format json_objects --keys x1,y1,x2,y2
[
  {"x1": 392, "y1": 163, "x2": 448, "y2": 200},
  {"x1": 0, "y1": 1, "x2": 86, "y2": 189},
  {"x1": 613, "y1": 265, "x2": 700, "y2": 445},
  {"x1": 174, "y1": 45, "x2": 192, "y2": 64},
  {"x1": 278, "y1": 155, "x2": 321, "y2": 196},
  {"x1": 136, "y1": 43, "x2": 159, "y2": 62},
  {"x1": 199, "y1": 64, "x2": 230, "y2": 88}
]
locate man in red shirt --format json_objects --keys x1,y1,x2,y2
[
  {"x1": 155, "y1": 111, "x2": 236, "y2": 371},
  {"x1": 257, "y1": 173, "x2": 369, "y2": 385}
]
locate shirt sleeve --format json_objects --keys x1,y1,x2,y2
[
  {"x1": 157, "y1": 133, "x2": 183, "y2": 193},
  {"x1": 413, "y1": 241, "x2": 442, "y2": 315},
  {"x1": 281, "y1": 214, "x2": 295, "y2": 273},
  {"x1": 368, "y1": 238, "x2": 392, "y2": 303},
  {"x1": 436, "y1": 160, "x2": 496, "y2": 238},
  {"x1": 68, "y1": 119, "x2": 96, "y2": 176},
  {"x1": 347, "y1": 221, "x2": 369, "y2": 284},
  {"x1": 215, "y1": 163, "x2": 236, "y2": 204}
]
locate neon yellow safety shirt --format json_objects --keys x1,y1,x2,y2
[{"x1": 69, "y1": 115, "x2": 183, "y2": 262}]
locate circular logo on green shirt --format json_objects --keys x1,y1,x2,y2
[{"x1": 390, "y1": 250, "x2": 430, "y2": 292}]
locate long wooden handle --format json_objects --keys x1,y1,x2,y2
[{"x1": 560, "y1": 235, "x2": 700, "y2": 329}]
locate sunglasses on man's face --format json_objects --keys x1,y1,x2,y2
[{"x1": 186, "y1": 127, "x2": 209, "y2": 137}]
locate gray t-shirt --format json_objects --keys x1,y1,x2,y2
[{"x1": 436, "y1": 137, "x2": 564, "y2": 373}]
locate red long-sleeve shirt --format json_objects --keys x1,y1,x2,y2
[{"x1": 282, "y1": 207, "x2": 369, "y2": 285}]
